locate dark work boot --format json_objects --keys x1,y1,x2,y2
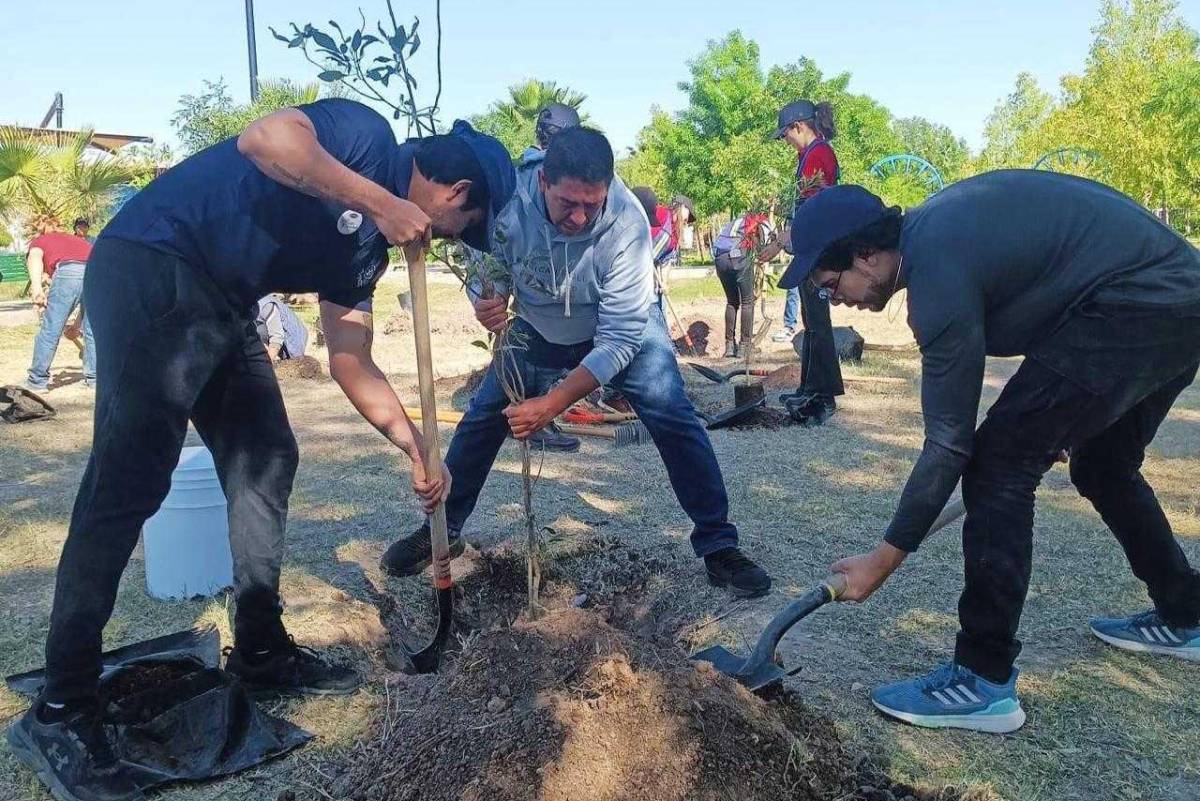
[
  {"x1": 224, "y1": 637, "x2": 361, "y2": 696},
  {"x1": 704, "y1": 547, "x2": 772, "y2": 598},
  {"x1": 783, "y1": 392, "x2": 836, "y2": 427},
  {"x1": 380, "y1": 524, "x2": 466, "y2": 577},
  {"x1": 7, "y1": 701, "x2": 142, "y2": 801}
]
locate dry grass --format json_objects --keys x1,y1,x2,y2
[{"x1": 0, "y1": 273, "x2": 1197, "y2": 800}]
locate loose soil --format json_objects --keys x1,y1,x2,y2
[{"x1": 313, "y1": 604, "x2": 967, "y2": 801}]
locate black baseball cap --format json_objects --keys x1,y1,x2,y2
[
  {"x1": 772, "y1": 100, "x2": 816, "y2": 139},
  {"x1": 448, "y1": 119, "x2": 516, "y2": 253},
  {"x1": 778, "y1": 185, "x2": 887, "y2": 289}
]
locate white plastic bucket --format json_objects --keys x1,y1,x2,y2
[{"x1": 142, "y1": 445, "x2": 234, "y2": 600}]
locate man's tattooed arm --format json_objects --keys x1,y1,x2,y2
[{"x1": 238, "y1": 107, "x2": 392, "y2": 216}]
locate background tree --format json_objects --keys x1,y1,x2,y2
[
  {"x1": 893, "y1": 116, "x2": 970, "y2": 181},
  {"x1": 1039, "y1": 0, "x2": 1199, "y2": 217},
  {"x1": 977, "y1": 71, "x2": 1057, "y2": 170},
  {"x1": 471, "y1": 79, "x2": 590, "y2": 159},
  {"x1": 624, "y1": 32, "x2": 917, "y2": 221},
  {"x1": 172, "y1": 78, "x2": 321, "y2": 155},
  {"x1": 0, "y1": 127, "x2": 133, "y2": 231}
]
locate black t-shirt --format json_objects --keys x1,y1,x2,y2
[
  {"x1": 886, "y1": 169, "x2": 1200, "y2": 550},
  {"x1": 101, "y1": 99, "x2": 411, "y2": 311}
]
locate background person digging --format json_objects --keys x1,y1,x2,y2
[
  {"x1": 782, "y1": 174, "x2": 1200, "y2": 734},
  {"x1": 9, "y1": 99, "x2": 515, "y2": 801},
  {"x1": 382, "y1": 127, "x2": 772, "y2": 598},
  {"x1": 710, "y1": 210, "x2": 784, "y2": 358},
  {"x1": 22, "y1": 219, "x2": 96, "y2": 393}
]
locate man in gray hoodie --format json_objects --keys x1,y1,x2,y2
[{"x1": 382, "y1": 127, "x2": 771, "y2": 597}]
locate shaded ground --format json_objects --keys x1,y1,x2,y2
[{"x1": 1, "y1": 272, "x2": 1198, "y2": 800}]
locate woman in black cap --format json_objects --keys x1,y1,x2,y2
[{"x1": 771, "y1": 99, "x2": 845, "y2": 426}]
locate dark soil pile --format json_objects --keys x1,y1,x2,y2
[
  {"x1": 673, "y1": 320, "x2": 712, "y2": 356},
  {"x1": 318, "y1": 606, "x2": 965, "y2": 801},
  {"x1": 274, "y1": 355, "x2": 323, "y2": 380}
]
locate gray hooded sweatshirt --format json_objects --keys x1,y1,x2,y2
[{"x1": 477, "y1": 165, "x2": 655, "y2": 385}]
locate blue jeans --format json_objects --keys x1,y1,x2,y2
[
  {"x1": 440, "y1": 307, "x2": 738, "y2": 556},
  {"x1": 28, "y1": 262, "x2": 95, "y2": 388},
  {"x1": 782, "y1": 286, "x2": 800, "y2": 330}
]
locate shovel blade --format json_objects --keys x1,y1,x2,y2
[
  {"x1": 405, "y1": 586, "x2": 454, "y2": 674},
  {"x1": 689, "y1": 645, "x2": 789, "y2": 693}
]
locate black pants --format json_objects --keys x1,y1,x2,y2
[
  {"x1": 798, "y1": 280, "x2": 844, "y2": 397},
  {"x1": 956, "y1": 305, "x2": 1200, "y2": 683},
  {"x1": 44, "y1": 239, "x2": 298, "y2": 704},
  {"x1": 715, "y1": 253, "x2": 755, "y2": 346}
]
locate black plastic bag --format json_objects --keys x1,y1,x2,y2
[
  {"x1": 792, "y1": 325, "x2": 865, "y2": 362},
  {"x1": 0, "y1": 384, "x2": 56, "y2": 423},
  {"x1": 6, "y1": 627, "x2": 311, "y2": 791}
]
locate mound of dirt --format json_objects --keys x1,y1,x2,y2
[
  {"x1": 673, "y1": 320, "x2": 712, "y2": 356},
  {"x1": 319, "y1": 607, "x2": 963, "y2": 801},
  {"x1": 763, "y1": 363, "x2": 804, "y2": 391},
  {"x1": 274, "y1": 355, "x2": 323, "y2": 380}
]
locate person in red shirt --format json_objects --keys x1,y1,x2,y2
[
  {"x1": 24, "y1": 221, "x2": 95, "y2": 391},
  {"x1": 770, "y1": 99, "x2": 845, "y2": 426}
]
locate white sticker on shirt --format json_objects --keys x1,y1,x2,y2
[{"x1": 337, "y1": 210, "x2": 363, "y2": 235}]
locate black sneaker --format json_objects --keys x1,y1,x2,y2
[
  {"x1": 380, "y1": 524, "x2": 466, "y2": 577},
  {"x1": 704, "y1": 547, "x2": 772, "y2": 598},
  {"x1": 783, "y1": 392, "x2": 836, "y2": 427},
  {"x1": 224, "y1": 637, "x2": 361, "y2": 696},
  {"x1": 6, "y1": 702, "x2": 142, "y2": 801}
]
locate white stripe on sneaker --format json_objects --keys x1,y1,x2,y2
[
  {"x1": 932, "y1": 690, "x2": 952, "y2": 706},
  {"x1": 1141, "y1": 627, "x2": 1156, "y2": 642},
  {"x1": 958, "y1": 684, "x2": 982, "y2": 703},
  {"x1": 943, "y1": 687, "x2": 965, "y2": 704},
  {"x1": 1163, "y1": 628, "x2": 1183, "y2": 644}
]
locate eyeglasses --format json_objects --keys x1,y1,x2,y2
[{"x1": 807, "y1": 271, "x2": 842, "y2": 302}]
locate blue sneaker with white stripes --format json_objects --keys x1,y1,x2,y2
[
  {"x1": 1090, "y1": 609, "x2": 1200, "y2": 661},
  {"x1": 870, "y1": 662, "x2": 1026, "y2": 734}
]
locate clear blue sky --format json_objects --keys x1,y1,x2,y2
[{"x1": 3, "y1": 0, "x2": 1198, "y2": 155}]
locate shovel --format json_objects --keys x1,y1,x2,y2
[
  {"x1": 688, "y1": 363, "x2": 772, "y2": 385},
  {"x1": 691, "y1": 497, "x2": 968, "y2": 692},
  {"x1": 694, "y1": 392, "x2": 766, "y2": 430},
  {"x1": 401, "y1": 244, "x2": 454, "y2": 674}
]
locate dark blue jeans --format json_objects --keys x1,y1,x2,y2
[{"x1": 440, "y1": 307, "x2": 738, "y2": 556}]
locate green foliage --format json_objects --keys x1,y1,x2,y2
[
  {"x1": 978, "y1": 71, "x2": 1057, "y2": 170},
  {"x1": 892, "y1": 117, "x2": 970, "y2": 181},
  {"x1": 625, "y1": 32, "x2": 908, "y2": 222},
  {"x1": 0, "y1": 127, "x2": 134, "y2": 229},
  {"x1": 470, "y1": 79, "x2": 590, "y2": 159},
  {"x1": 1043, "y1": 0, "x2": 1199, "y2": 212},
  {"x1": 172, "y1": 78, "x2": 321, "y2": 155},
  {"x1": 272, "y1": 0, "x2": 444, "y2": 137}
]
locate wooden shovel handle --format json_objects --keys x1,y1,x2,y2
[{"x1": 404, "y1": 244, "x2": 452, "y2": 591}]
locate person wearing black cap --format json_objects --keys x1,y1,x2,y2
[
  {"x1": 10, "y1": 98, "x2": 516, "y2": 801},
  {"x1": 770, "y1": 99, "x2": 844, "y2": 426},
  {"x1": 782, "y1": 171, "x2": 1200, "y2": 733}
]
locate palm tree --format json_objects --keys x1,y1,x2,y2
[
  {"x1": 0, "y1": 126, "x2": 134, "y2": 234},
  {"x1": 0, "y1": 127, "x2": 47, "y2": 223},
  {"x1": 502, "y1": 79, "x2": 588, "y2": 127}
]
